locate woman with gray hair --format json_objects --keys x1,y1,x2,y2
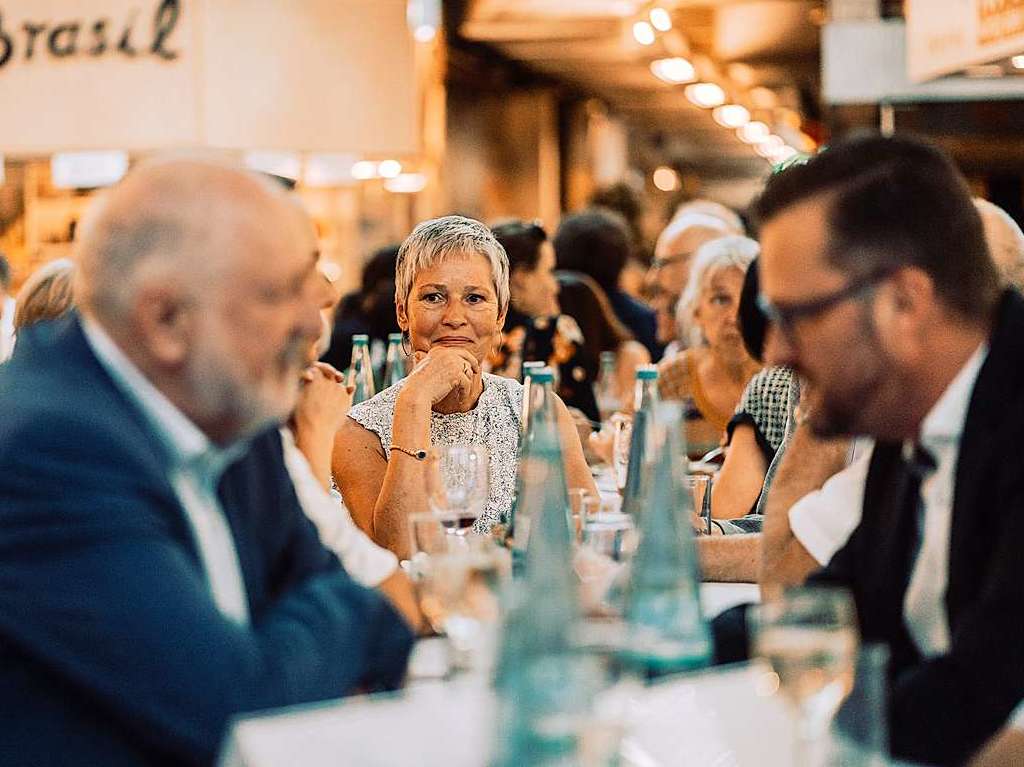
[
  {"x1": 657, "y1": 235, "x2": 761, "y2": 460},
  {"x1": 333, "y1": 215, "x2": 595, "y2": 558}
]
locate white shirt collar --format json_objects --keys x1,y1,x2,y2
[
  {"x1": 80, "y1": 316, "x2": 244, "y2": 478},
  {"x1": 914, "y1": 342, "x2": 989, "y2": 452}
]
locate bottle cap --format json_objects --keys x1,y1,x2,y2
[
  {"x1": 635, "y1": 363, "x2": 658, "y2": 381},
  {"x1": 387, "y1": 333, "x2": 404, "y2": 343},
  {"x1": 531, "y1": 367, "x2": 555, "y2": 383},
  {"x1": 352, "y1": 334, "x2": 369, "y2": 345}
]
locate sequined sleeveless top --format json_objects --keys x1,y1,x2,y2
[{"x1": 346, "y1": 373, "x2": 524, "y2": 531}]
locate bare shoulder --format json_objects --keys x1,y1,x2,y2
[{"x1": 334, "y1": 415, "x2": 386, "y2": 461}]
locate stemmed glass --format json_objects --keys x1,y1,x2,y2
[
  {"x1": 424, "y1": 444, "x2": 489, "y2": 526},
  {"x1": 408, "y1": 511, "x2": 510, "y2": 674},
  {"x1": 751, "y1": 586, "x2": 859, "y2": 767}
]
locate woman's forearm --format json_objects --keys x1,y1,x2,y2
[{"x1": 371, "y1": 390, "x2": 433, "y2": 559}]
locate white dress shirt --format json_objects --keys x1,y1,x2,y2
[
  {"x1": 279, "y1": 428, "x2": 397, "y2": 587},
  {"x1": 788, "y1": 438, "x2": 875, "y2": 566},
  {"x1": 902, "y1": 342, "x2": 987, "y2": 657},
  {"x1": 81, "y1": 317, "x2": 251, "y2": 625},
  {"x1": 0, "y1": 295, "x2": 16, "y2": 362}
]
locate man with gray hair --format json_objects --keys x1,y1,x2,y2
[{"x1": 0, "y1": 159, "x2": 413, "y2": 766}]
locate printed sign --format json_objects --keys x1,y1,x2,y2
[{"x1": 907, "y1": 0, "x2": 1024, "y2": 82}]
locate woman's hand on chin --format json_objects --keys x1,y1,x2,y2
[{"x1": 402, "y1": 346, "x2": 480, "y2": 406}]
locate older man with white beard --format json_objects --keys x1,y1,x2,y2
[{"x1": 0, "y1": 158, "x2": 413, "y2": 767}]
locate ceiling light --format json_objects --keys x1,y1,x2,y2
[
  {"x1": 713, "y1": 104, "x2": 750, "y2": 129},
  {"x1": 51, "y1": 151, "x2": 129, "y2": 189},
  {"x1": 351, "y1": 160, "x2": 379, "y2": 180},
  {"x1": 649, "y1": 7, "x2": 672, "y2": 32},
  {"x1": 1013, "y1": 55, "x2": 1024, "y2": 69},
  {"x1": 737, "y1": 121, "x2": 770, "y2": 144},
  {"x1": 413, "y1": 24, "x2": 436, "y2": 42},
  {"x1": 755, "y1": 136, "x2": 786, "y2": 158},
  {"x1": 377, "y1": 160, "x2": 403, "y2": 178},
  {"x1": 684, "y1": 82, "x2": 726, "y2": 108},
  {"x1": 633, "y1": 20, "x2": 656, "y2": 46},
  {"x1": 650, "y1": 57, "x2": 695, "y2": 84},
  {"x1": 652, "y1": 166, "x2": 680, "y2": 192},
  {"x1": 385, "y1": 172, "x2": 428, "y2": 194}
]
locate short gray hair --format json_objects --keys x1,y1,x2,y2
[
  {"x1": 677, "y1": 235, "x2": 759, "y2": 343},
  {"x1": 395, "y1": 215, "x2": 510, "y2": 313}
]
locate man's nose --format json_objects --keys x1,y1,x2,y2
[
  {"x1": 301, "y1": 274, "x2": 331, "y2": 337},
  {"x1": 762, "y1": 324, "x2": 795, "y2": 368}
]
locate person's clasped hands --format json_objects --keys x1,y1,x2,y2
[{"x1": 406, "y1": 347, "x2": 480, "y2": 405}]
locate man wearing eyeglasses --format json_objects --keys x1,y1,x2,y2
[
  {"x1": 748, "y1": 134, "x2": 1024, "y2": 766},
  {"x1": 647, "y1": 207, "x2": 737, "y2": 351}
]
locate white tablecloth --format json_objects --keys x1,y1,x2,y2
[{"x1": 220, "y1": 584, "x2": 767, "y2": 767}]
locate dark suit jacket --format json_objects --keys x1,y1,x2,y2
[
  {"x1": 810, "y1": 289, "x2": 1024, "y2": 766},
  {"x1": 607, "y1": 288, "x2": 664, "y2": 360},
  {"x1": 0, "y1": 315, "x2": 414, "y2": 766}
]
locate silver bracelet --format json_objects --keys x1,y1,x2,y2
[{"x1": 390, "y1": 444, "x2": 428, "y2": 461}]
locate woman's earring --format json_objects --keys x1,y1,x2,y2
[
  {"x1": 401, "y1": 331, "x2": 412, "y2": 356},
  {"x1": 493, "y1": 331, "x2": 504, "y2": 356}
]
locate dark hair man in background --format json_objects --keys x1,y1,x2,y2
[{"x1": 554, "y1": 207, "x2": 662, "y2": 359}]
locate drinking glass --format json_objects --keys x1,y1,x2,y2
[
  {"x1": 751, "y1": 586, "x2": 858, "y2": 767},
  {"x1": 425, "y1": 444, "x2": 489, "y2": 524},
  {"x1": 577, "y1": 512, "x2": 638, "y2": 617},
  {"x1": 684, "y1": 474, "x2": 712, "y2": 535},
  {"x1": 408, "y1": 511, "x2": 510, "y2": 673},
  {"x1": 610, "y1": 414, "x2": 633, "y2": 490},
  {"x1": 568, "y1": 488, "x2": 601, "y2": 542},
  {"x1": 830, "y1": 643, "x2": 889, "y2": 766}
]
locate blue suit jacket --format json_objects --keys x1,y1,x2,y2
[{"x1": 0, "y1": 315, "x2": 413, "y2": 766}]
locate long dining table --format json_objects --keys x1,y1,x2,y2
[{"x1": 219, "y1": 583, "x2": 787, "y2": 767}]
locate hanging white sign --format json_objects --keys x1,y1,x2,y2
[
  {"x1": 906, "y1": 0, "x2": 1024, "y2": 82},
  {"x1": 0, "y1": 0, "x2": 417, "y2": 157}
]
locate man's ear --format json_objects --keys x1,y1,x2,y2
[
  {"x1": 133, "y1": 286, "x2": 195, "y2": 367},
  {"x1": 872, "y1": 266, "x2": 934, "y2": 358}
]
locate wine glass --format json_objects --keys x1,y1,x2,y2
[
  {"x1": 425, "y1": 444, "x2": 489, "y2": 526},
  {"x1": 751, "y1": 586, "x2": 858, "y2": 767},
  {"x1": 408, "y1": 511, "x2": 510, "y2": 673}
]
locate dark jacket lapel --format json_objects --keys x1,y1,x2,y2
[{"x1": 947, "y1": 290, "x2": 1024, "y2": 624}]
